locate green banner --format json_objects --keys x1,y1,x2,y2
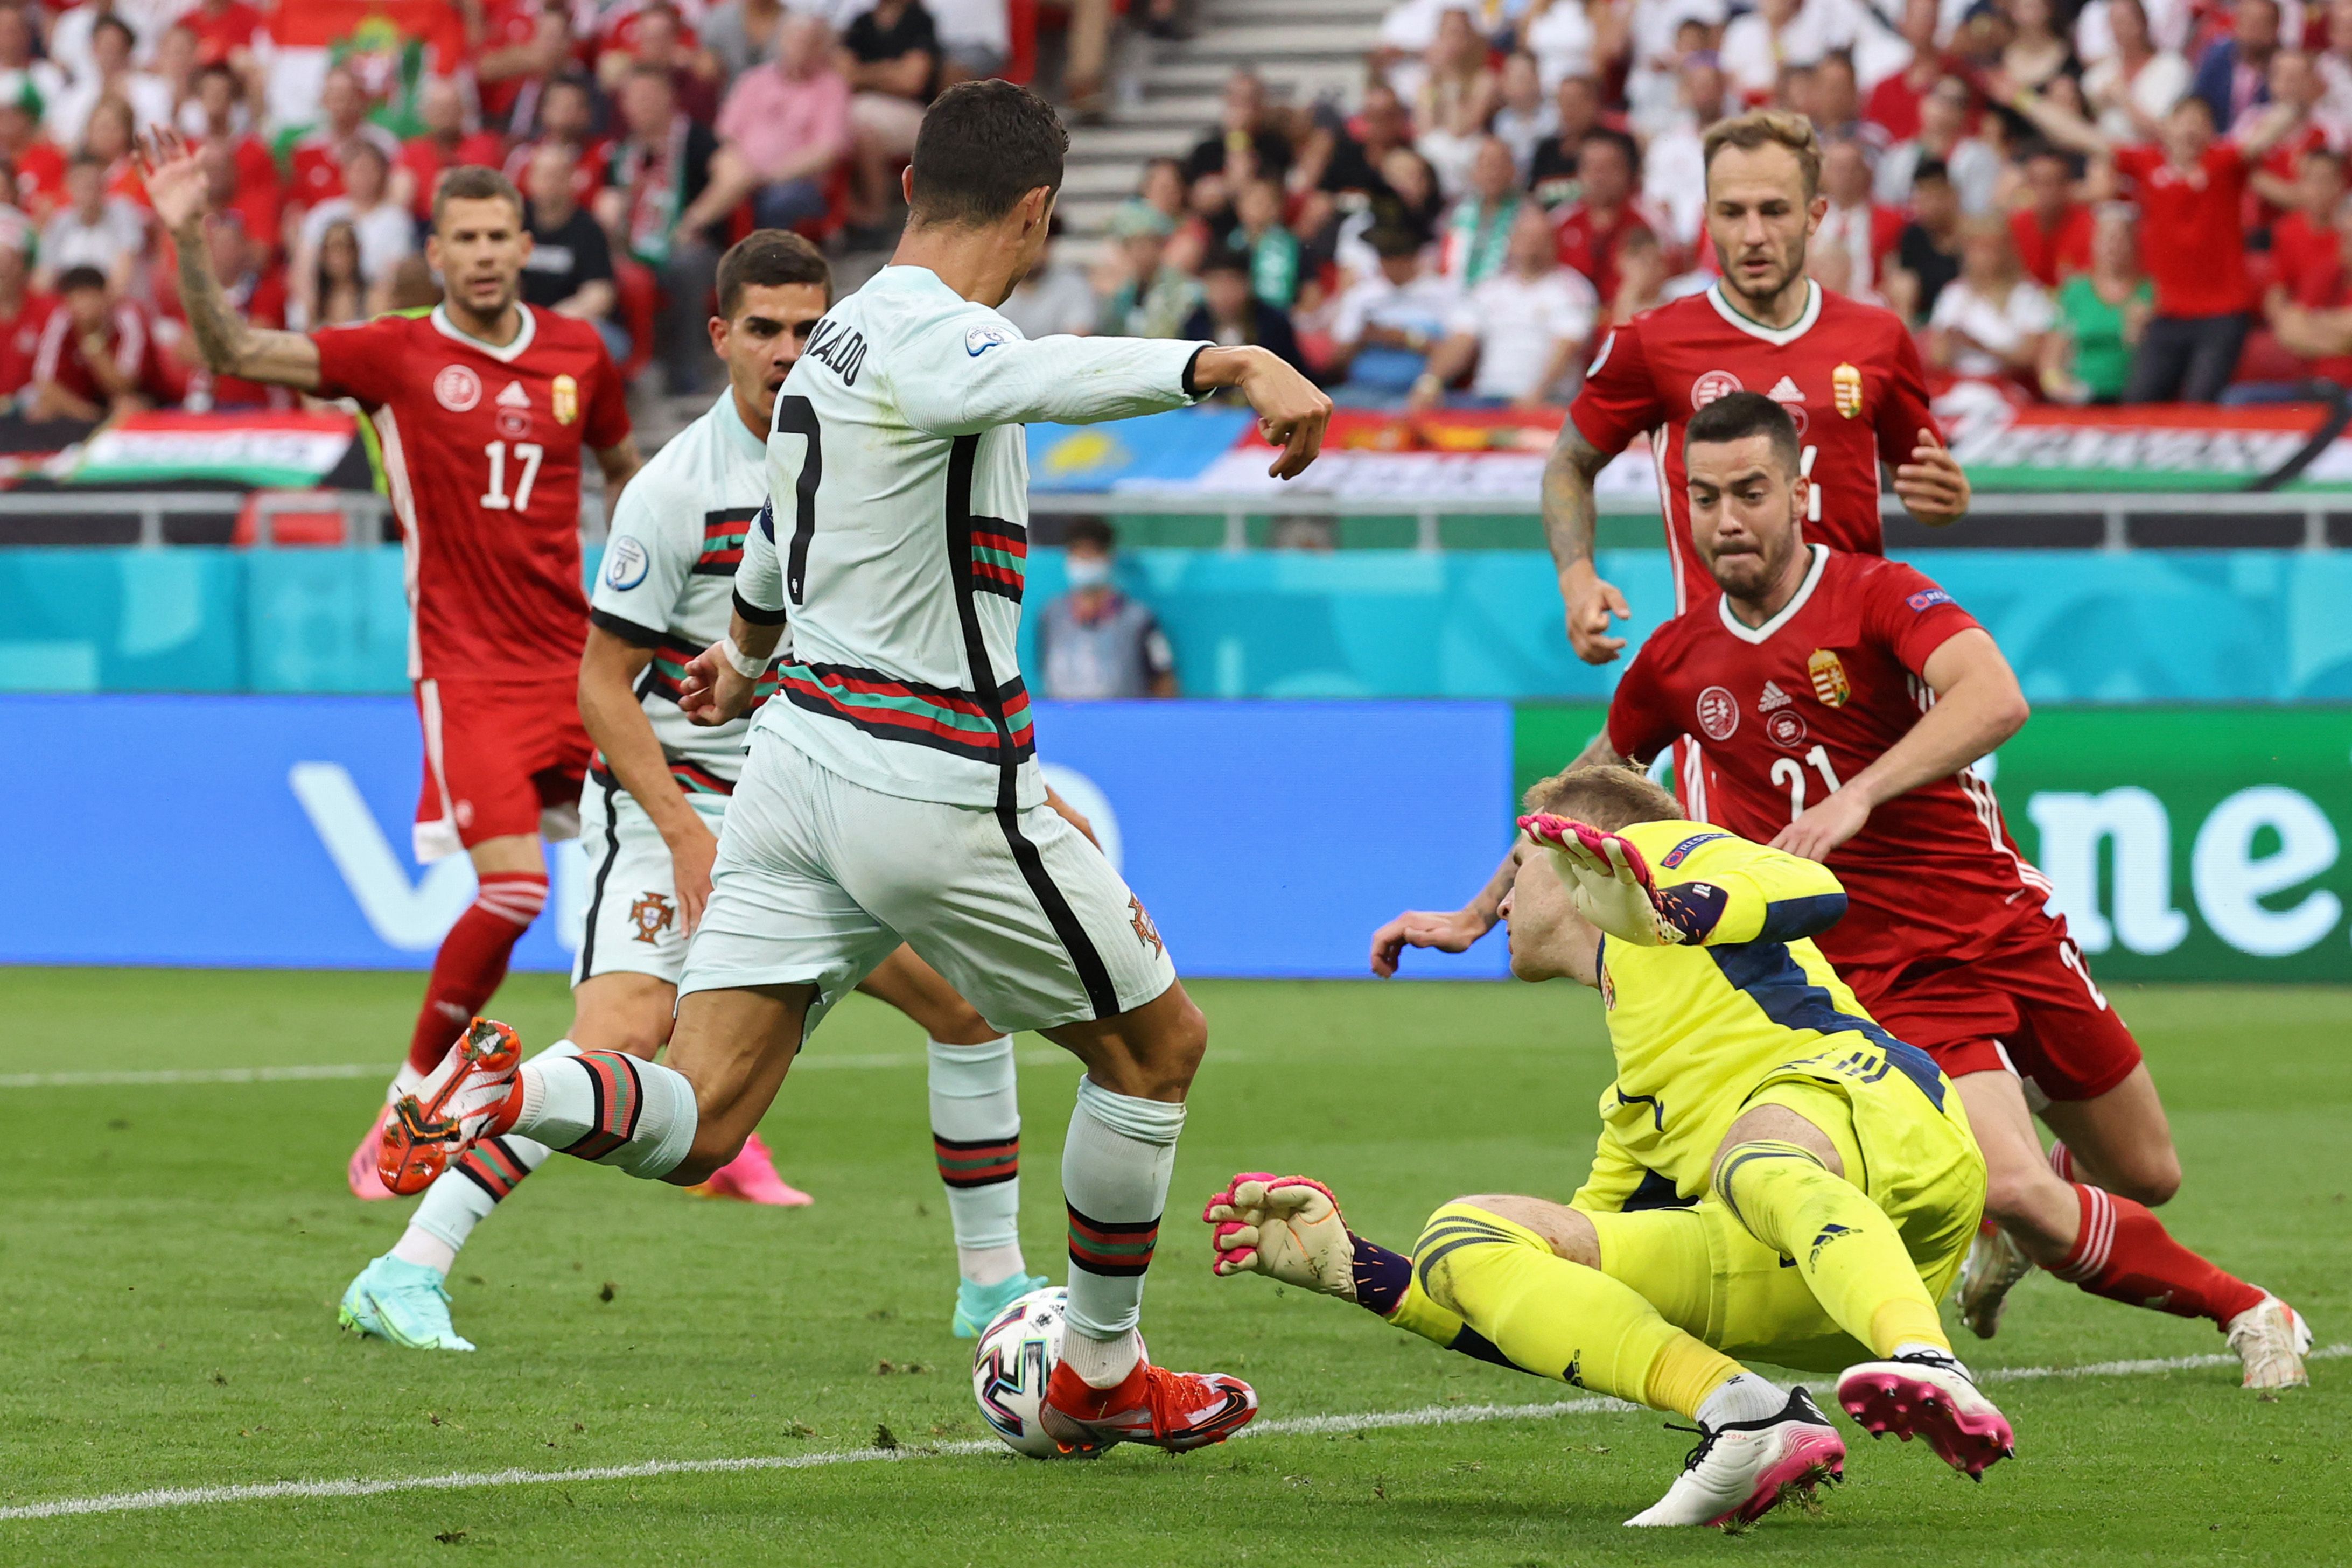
[{"x1": 1512, "y1": 704, "x2": 2352, "y2": 982}]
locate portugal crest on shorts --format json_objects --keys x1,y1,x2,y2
[
  {"x1": 1128, "y1": 895, "x2": 1164, "y2": 958},
  {"x1": 552, "y1": 374, "x2": 579, "y2": 425},
  {"x1": 1807, "y1": 648, "x2": 1852, "y2": 708},
  {"x1": 629, "y1": 891, "x2": 675, "y2": 944}
]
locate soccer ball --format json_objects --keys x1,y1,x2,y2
[{"x1": 972, "y1": 1286, "x2": 1086, "y2": 1458}]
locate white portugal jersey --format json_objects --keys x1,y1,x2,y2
[
  {"x1": 589, "y1": 390, "x2": 776, "y2": 793},
  {"x1": 735, "y1": 264, "x2": 1205, "y2": 810}
]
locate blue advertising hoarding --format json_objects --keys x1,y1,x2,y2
[{"x1": 0, "y1": 695, "x2": 1516, "y2": 979}]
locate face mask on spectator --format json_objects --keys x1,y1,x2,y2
[{"x1": 1067, "y1": 555, "x2": 1114, "y2": 589}]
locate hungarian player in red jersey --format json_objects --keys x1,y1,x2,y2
[
  {"x1": 138, "y1": 132, "x2": 644, "y2": 1199},
  {"x1": 1543, "y1": 109, "x2": 1971, "y2": 660},
  {"x1": 1588, "y1": 393, "x2": 2304, "y2": 1388}
]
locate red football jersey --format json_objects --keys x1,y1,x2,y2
[
  {"x1": 1605, "y1": 546, "x2": 2053, "y2": 974},
  {"x1": 312, "y1": 304, "x2": 631, "y2": 682},
  {"x1": 1567, "y1": 281, "x2": 1936, "y2": 609}
]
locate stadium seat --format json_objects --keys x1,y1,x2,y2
[{"x1": 614, "y1": 258, "x2": 659, "y2": 385}]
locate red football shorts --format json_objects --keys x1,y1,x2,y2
[
  {"x1": 412, "y1": 675, "x2": 592, "y2": 862},
  {"x1": 1842, "y1": 912, "x2": 2144, "y2": 1104}
]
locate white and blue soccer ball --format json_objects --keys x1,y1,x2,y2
[{"x1": 970, "y1": 1286, "x2": 1069, "y2": 1458}]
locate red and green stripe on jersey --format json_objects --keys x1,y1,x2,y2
[
  {"x1": 1067, "y1": 1203, "x2": 1159, "y2": 1278},
  {"x1": 591, "y1": 757, "x2": 738, "y2": 798},
  {"x1": 970, "y1": 519, "x2": 1027, "y2": 602},
  {"x1": 780, "y1": 661, "x2": 1035, "y2": 767},
  {"x1": 643, "y1": 632, "x2": 781, "y2": 715},
  {"x1": 692, "y1": 506, "x2": 764, "y2": 577}
]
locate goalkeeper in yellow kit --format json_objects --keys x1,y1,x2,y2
[{"x1": 1205, "y1": 765, "x2": 2013, "y2": 1528}]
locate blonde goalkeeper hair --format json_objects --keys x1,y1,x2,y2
[
  {"x1": 1702, "y1": 110, "x2": 1823, "y2": 200},
  {"x1": 1521, "y1": 765, "x2": 1683, "y2": 832}
]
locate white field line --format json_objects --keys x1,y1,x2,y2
[
  {"x1": 2, "y1": 1347, "x2": 2337, "y2": 1524},
  {"x1": 0, "y1": 1051, "x2": 1082, "y2": 1091}
]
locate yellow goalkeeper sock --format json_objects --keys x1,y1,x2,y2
[
  {"x1": 1411, "y1": 1202, "x2": 1744, "y2": 1419},
  {"x1": 1715, "y1": 1139, "x2": 1951, "y2": 1357}
]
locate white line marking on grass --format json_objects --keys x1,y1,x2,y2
[
  {"x1": 2, "y1": 1347, "x2": 2338, "y2": 1523},
  {"x1": 0, "y1": 1051, "x2": 1084, "y2": 1091}
]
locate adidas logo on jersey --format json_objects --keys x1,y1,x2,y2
[
  {"x1": 497, "y1": 380, "x2": 531, "y2": 409},
  {"x1": 1766, "y1": 375, "x2": 1804, "y2": 403},
  {"x1": 1759, "y1": 681, "x2": 1794, "y2": 713}
]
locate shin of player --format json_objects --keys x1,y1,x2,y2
[{"x1": 375, "y1": 82, "x2": 1330, "y2": 1448}]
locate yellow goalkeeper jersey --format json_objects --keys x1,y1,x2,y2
[{"x1": 1581, "y1": 819, "x2": 1955, "y2": 1205}]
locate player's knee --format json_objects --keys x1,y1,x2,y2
[
  {"x1": 1126, "y1": 991, "x2": 1208, "y2": 1098},
  {"x1": 926, "y1": 995, "x2": 998, "y2": 1048},
  {"x1": 2106, "y1": 1147, "x2": 2182, "y2": 1208},
  {"x1": 1980, "y1": 1156, "x2": 2068, "y2": 1228}
]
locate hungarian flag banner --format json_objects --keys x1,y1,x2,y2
[{"x1": 68, "y1": 410, "x2": 362, "y2": 489}]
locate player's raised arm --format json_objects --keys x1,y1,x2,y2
[
  {"x1": 1772, "y1": 625, "x2": 2029, "y2": 864},
  {"x1": 1542, "y1": 419, "x2": 1630, "y2": 663},
  {"x1": 137, "y1": 130, "x2": 323, "y2": 392},
  {"x1": 1527, "y1": 814, "x2": 1847, "y2": 948},
  {"x1": 1369, "y1": 731, "x2": 1627, "y2": 976}
]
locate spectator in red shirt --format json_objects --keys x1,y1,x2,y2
[
  {"x1": 1866, "y1": 0, "x2": 1945, "y2": 144},
  {"x1": 2015, "y1": 80, "x2": 2309, "y2": 400},
  {"x1": 2010, "y1": 142, "x2": 2094, "y2": 285},
  {"x1": 2266, "y1": 193, "x2": 2352, "y2": 383},
  {"x1": 2269, "y1": 145, "x2": 2344, "y2": 299},
  {"x1": 1551, "y1": 128, "x2": 1652, "y2": 303},
  {"x1": 501, "y1": 74, "x2": 607, "y2": 206},
  {"x1": 0, "y1": 224, "x2": 51, "y2": 404},
  {"x1": 284, "y1": 67, "x2": 402, "y2": 220},
  {"x1": 596, "y1": 2, "x2": 720, "y2": 124},
  {"x1": 2246, "y1": 50, "x2": 2333, "y2": 228},
  {"x1": 477, "y1": 0, "x2": 576, "y2": 137},
  {"x1": 395, "y1": 78, "x2": 508, "y2": 224},
  {"x1": 179, "y1": 0, "x2": 267, "y2": 69},
  {"x1": 1, "y1": 88, "x2": 69, "y2": 220},
  {"x1": 1814, "y1": 135, "x2": 1903, "y2": 288},
  {"x1": 30, "y1": 263, "x2": 179, "y2": 421},
  {"x1": 185, "y1": 62, "x2": 279, "y2": 225}
]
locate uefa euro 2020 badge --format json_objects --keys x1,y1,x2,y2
[
  {"x1": 1808, "y1": 648, "x2": 1851, "y2": 707},
  {"x1": 605, "y1": 535, "x2": 650, "y2": 590},
  {"x1": 1832, "y1": 362, "x2": 1864, "y2": 419},
  {"x1": 552, "y1": 373, "x2": 579, "y2": 425}
]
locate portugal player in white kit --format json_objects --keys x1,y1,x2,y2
[
  {"x1": 338, "y1": 232, "x2": 1054, "y2": 1352},
  {"x1": 383, "y1": 82, "x2": 1332, "y2": 1452}
]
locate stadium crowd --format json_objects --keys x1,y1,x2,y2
[
  {"x1": 0, "y1": 0, "x2": 2348, "y2": 427},
  {"x1": 1030, "y1": 0, "x2": 2352, "y2": 408}
]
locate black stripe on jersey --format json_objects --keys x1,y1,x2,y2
[
  {"x1": 576, "y1": 775, "x2": 624, "y2": 981},
  {"x1": 733, "y1": 589, "x2": 791, "y2": 627},
  {"x1": 693, "y1": 505, "x2": 765, "y2": 577},
  {"x1": 590, "y1": 608, "x2": 665, "y2": 649},
  {"x1": 942, "y1": 433, "x2": 1119, "y2": 1021}
]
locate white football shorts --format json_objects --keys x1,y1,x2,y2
[
  {"x1": 572, "y1": 777, "x2": 727, "y2": 987},
  {"x1": 679, "y1": 729, "x2": 1176, "y2": 1037}
]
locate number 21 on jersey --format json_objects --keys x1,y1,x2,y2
[
  {"x1": 1771, "y1": 745, "x2": 1843, "y2": 821},
  {"x1": 481, "y1": 440, "x2": 544, "y2": 511}
]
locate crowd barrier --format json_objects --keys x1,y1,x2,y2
[
  {"x1": 8, "y1": 544, "x2": 2352, "y2": 702},
  {"x1": 4, "y1": 696, "x2": 2345, "y2": 983}
]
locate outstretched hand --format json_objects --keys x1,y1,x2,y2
[
  {"x1": 134, "y1": 128, "x2": 211, "y2": 236},
  {"x1": 1203, "y1": 1172, "x2": 1359, "y2": 1299},
  {"x1": 1368, "y1": 906, "x2": 1491, "y2": 977},
  {"x1": 1893, "y1": 426, "x2": 1970, "y2": 527},
  {"x1": 1517, "y1": 813, "x2": 1675, "y2": 946}
]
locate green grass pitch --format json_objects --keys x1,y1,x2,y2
[{"x1": 0, "y1": 969, "x2": 2344, "y2": 1565}]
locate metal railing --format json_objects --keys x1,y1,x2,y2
[{"x1": 0, "y1": 485, "x2": 2340, "y2": 551}]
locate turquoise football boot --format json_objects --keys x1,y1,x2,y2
[
  {"x1": 338, "y1": 1255, "x2": 475, "y2": 1351},
  {"x1": 953, "y1": 1272, "x2": 1051, "y2": 1339}
]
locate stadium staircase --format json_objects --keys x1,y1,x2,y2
[{"x1": 1055, "y1": 0, "x2": 1385, "y2": 245}]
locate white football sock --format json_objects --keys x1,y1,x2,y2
[
  {"x1": 1696, "y1": 1373, "x2": 1787, "y2": 1430},
  {"x1": 398, "y1": 1130, "x2": 552, "y2": 1272},
  {"x1": 1060, "y1": 1074, "x2": 1185, "y2": 1382},
  {"x1": 927, "y1": 1035, "x2": 1026, "y2": 1284},
  {"x1": 510, "y1": 1042, "x2": 698, "y2": 1179}
]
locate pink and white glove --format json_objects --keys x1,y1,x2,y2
[
  {"x1": 1203, "y1": 1172, "x2": 1359, "y2": 1301},
  {"x1": 1517, "y1": 812, "x2": 1684, "y2": 946}
]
